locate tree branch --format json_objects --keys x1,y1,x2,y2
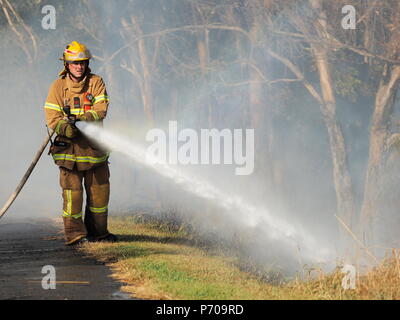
[
  {"x1": 266, "y1": 48, "x2": 323, "y2": 105},
  {"x1": 108, "y1": 24, "x2": 252, "y2": 63},
  {"x1": 387, "y1": 133, "x2": 400, "y2": 151}
]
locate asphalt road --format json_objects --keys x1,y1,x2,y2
[{"x1": 0, "y1": 218, "x2": 133, "y2": 300}]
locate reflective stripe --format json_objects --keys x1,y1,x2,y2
[
  {"x1": 63, "y1": 190, "x2": 82, "y2": 218},
  {"x1": 44, "y1": 104, "x2": 84, "y2": 115},
  {"x1": 71, "y1": 108, "x2": 84, "y2": 115},
  {"x1": 87, "y1": 109, "x2": 100, "y2": 120},
  {"x1": 76, "y1": 155, "x2": 109, "y2": 163},
  {"x1": 53, "y1": 154, "x2": 76, "y2": 161},
  {"x1": 44, "y1": 102, "x2": 62, "y2": 112},
  {"x1": 62, "y1": 211, "x2": 83, "y2": 219},
  {"x1": 53, "y1": 153, "x2": 109, "y2": 164},
  {"x1": 89, "y1": 206, "x2": 108, "y2": 214},
  {"x1": 66, "y1": 190, "x2": 72, "y2": 214},
  {"x1": 93, "y1": 95, "x2": 109, "y2": 104}
]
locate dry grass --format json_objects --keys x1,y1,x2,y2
[
  {"x1": 80, "y1": 215, "x2": 400, "y2": 300},
  {"x1": 286, "y1": 250, "x2": 400, "y2": 299}
]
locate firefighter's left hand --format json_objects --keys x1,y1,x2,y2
[
  {"x1": 78, "y1": 112, "x2": 97, "y2": 122},
  {"x1": 78, "y1": 114, "x2": 89, "y2": 122}
]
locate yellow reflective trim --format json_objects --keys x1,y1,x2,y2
[
  {"x1": 71, "y1": 108, "x2": 84, "y2": 115},
  {"x1": 52, "y1": 153, "x2": 109, "y2": 164},
  {"x1": 53, "y1": 154, "x2": 76, "y2": 161},
  {"x1": 63, "y1": 190, "x2": 82, "y2": 219},
  {"x1": 62, "y1": 211, "x2": 82, "y2": 219},
  {"x1": 64, "y1": 190, "x2": 72, "y2": 215},
  {"x1": 89, "y1": 206, "x2": 108, "y2": 213},
  {"x1": 76, "y1": 155, "x2": 109, "y2": 163},
  {"x1": 45, "y1": 102, "x2": 61, "y2": 108},
  {"x1": 44, "y1": 103, "x2": 62, "y2": 111},
  {"x1": 67, "y1": 190, "x2": 72, "y2": 215},
  {"x1": 93, "y1": 95, "x2": 109, "y2": 104}
]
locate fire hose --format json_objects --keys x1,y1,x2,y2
[
  {"x1": 0, "y1": 95, "x2": 92, "y2": 220},
  {"x1": 0, "y1": 129, "x2": 55, "y2": 220}
]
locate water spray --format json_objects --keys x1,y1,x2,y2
[{"x1": 77, "y1": 122, "x2": 333, "y2": 263}]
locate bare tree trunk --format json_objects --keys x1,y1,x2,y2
[
  {"x1": 192, "y1": 3, "x2": 213, "y2": 127},
  {"x1": 132, "y1": 16, "x2": 154, "y2": 126},
  {"x1": 313, "y1": 45, "x2": 356, "y2": 228},
  {"x1": 0, "y1": 0, "x2": 37, "y2": 64},
  {"x1": 248, "y1": 20, "x2": 267, "y2": 181},
  {"x1": 120, "y1": 16, "x2": 154, "y2": 126},
  {"x1": 1, "y1": 0, "x2": 40, "y2": 103},
  {"x1": 245, "y1": 3, "x2": 280, "y2": 198},
  {"x1": 293, "y1": 0, "x2": 356, "y2": 230},
  {"x1": 101, "y1": 7, "x2": 123, "y2": 117},
  {"x1": 360, "y1": 65, "x2": 400, "y2": 243},
  {"x1": 197, "y1": 30, "x2": 208, "y2": 77},
  {"x1": 198, "y1": 29, "x2": 214, "y2": 127}
]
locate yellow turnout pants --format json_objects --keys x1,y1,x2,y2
[{"x1": 59, "y1": 163, "x2": 110, "y2": 244}]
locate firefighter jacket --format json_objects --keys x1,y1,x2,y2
[{"x1": 44, "y1": 73, "x2": 110, "y2": 171}]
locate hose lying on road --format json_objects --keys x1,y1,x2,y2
[{"x1": 0, "y1": 130, "x2": 54, "y2": 220}]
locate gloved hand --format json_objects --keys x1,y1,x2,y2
[
  {"x1": 64, "y1": 123, "x2": 78, "y2": 138},
  {"x1": 56, "y1": 119, "x2": 78, "y2": 139},
  {"x1": 78, "y1": 111, "x2": 99, "y2": 122},
  {"x1": 78, "y1": 114, "x2": 89, "y2": 122}
]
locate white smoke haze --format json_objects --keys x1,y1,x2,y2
[
  {"x1": 3, "y1": 0, "x2": 399, "y2": 278},
  {"x1": 0, "y1": 1, "x2": 342, "y2": 276}
]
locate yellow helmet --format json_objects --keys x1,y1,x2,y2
[
  {"x1": 59, "y1": 41, "x2": 92, "y2": 78},
  {"x1": 61, "y1": 41, "x2": 91, "y2": 62}
]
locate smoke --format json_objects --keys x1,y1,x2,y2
[
  {"x1": 3, "y1": 0, "x2": 393, "y2": 275},
  {"x1": 0, "y1": 1, "x2": 333, "y2": 271}
]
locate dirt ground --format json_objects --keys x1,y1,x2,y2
[{"x1": 0, "y1": 217, "x2": 133, "y2": 300}]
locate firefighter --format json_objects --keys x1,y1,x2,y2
[{"x1": 44, "y1": 41, "x2": 117, "y2": 245}]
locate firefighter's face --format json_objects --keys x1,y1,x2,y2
[{"x1": 68, "y1": 61, "x2": 87, "y2": 79}]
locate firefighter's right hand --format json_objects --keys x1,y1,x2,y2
[{"x1": 64, "y1": 123, "x2": 78, "y2": 138}]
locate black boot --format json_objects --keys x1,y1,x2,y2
[
  {"x1": 67, "y1": 236, "x2": 89, "y2": 246},
  {"x1": 96, "y1": 233, "x2": 118, "y2": 242},
  {"x1": 85, "y1": 210, "x2": 115, "y2": 241}
]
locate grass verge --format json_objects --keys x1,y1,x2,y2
[{"x1": 79, "y1": 215, "x2": 400, "y2": 300}]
